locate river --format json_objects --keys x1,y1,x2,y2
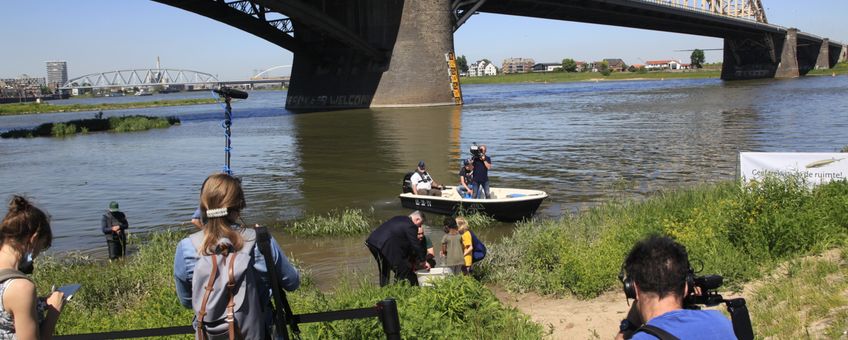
[{"x1": 1, "y1": 76, "x2": 846, "y2": 287}]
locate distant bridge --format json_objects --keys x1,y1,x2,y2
[{"x1": 60, "y1": 68, "x2": 219, "y2": 89}]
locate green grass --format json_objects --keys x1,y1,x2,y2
[
  {"x1": 1, "y1": 115, "x2": 180, "y2": 138},
  {"x1": 33, "y1": 229, "x2": 542, "y2": 339},
  {"x1": 749, "y1": 245, "x2": 848, "y2": 338},
  {"x1": 0, "y1": 98, "x2": 218, "y2": 115},
  {"x1": 457, "y1": 210, "x2": 497, "y2": 230},
  {"x1": 807, "y1": 61, "x2": 848, "y2": 76},
  {"x1": 461, "y1": 69, "x2": 721, "y2": 85},
  {"x1": 287, "y1": 208, "x2": 375, "y2": 236},
  {"x1": 479, "y1": 176, "x2": 848, "y2": 298}
]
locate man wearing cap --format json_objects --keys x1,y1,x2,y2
[
  {"x1": 456, "y1": 159, "x2": 474, "y2": 198},
  {"x1": 101, "y1": 201, "x2": 129, "y2": 260},
  {"x1": 410, "y1": 160, "x2": 443, "y2": 196}
]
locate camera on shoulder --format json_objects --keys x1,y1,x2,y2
[{"x1": 470, "y1": 142, "x2": 481, "y2": 159}]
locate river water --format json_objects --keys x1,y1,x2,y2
[{"x1": 1, "y1": 76, "x2": 846, "y2": 287}]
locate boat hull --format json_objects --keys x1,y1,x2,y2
[{"x1": 399, "y1": 187, "x2": 547, "y2": 222}]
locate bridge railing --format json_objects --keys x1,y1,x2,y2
[{"x1": 633, "y1": 0, "x2": 768, "y2": 24}]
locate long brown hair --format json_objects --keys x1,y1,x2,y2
[
  {"x1": 199, "y1": 174, "x2": 245, "y2": 255},
  {"x1": 1, "y1": 195, "x2": 52, "y2": 253}
]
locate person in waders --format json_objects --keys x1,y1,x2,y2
[{"x1": 101, "y1": 201, "x2": 128, "y2": 260}]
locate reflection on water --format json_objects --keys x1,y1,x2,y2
[{"x1": 1, "y1": 76, "x2": 847, "y2": 288}]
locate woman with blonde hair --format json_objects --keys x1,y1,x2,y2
[
  {"x1": 455, "y1": 217, "x2": 473, "y2": 275},
  {"x1": 0, "y1": 195, "x2": 64, "y2": 339},
  {"x1": 174, "y1": 173, "x2": 299, "y2": 339}
]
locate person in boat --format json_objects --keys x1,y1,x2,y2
[
  {"x1": 0, "y1": 195, "x2": 65, "y2": 339},
  {"x1": 456, "y1": 217, "x2": 473, "y2": 275},
  {"x1": 471, "y1": 145, "x2": 492, "y2": 199},
  {"x1": 411, "y1": 225, "x2": 436, "y2": 271},
  {"x1": 101, "y1": 201, "x2": 128, "y2": 260},
  {"x1": 365, "y1": 211, "x2": 429, "y2": 286},
  {"x1": 410, "y1": 161, "x2": 444, "y2": 197},
  {"x1": 456, "y1": 159, "x2": 474, "y2": 198}
]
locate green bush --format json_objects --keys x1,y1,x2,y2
[
  {"x1": 457, "y1": 210, "x2": 497, "y2": 230},
  {"x1": 50, "y1": 123, "x2": 78, "y2": 137},
  {"x1": 287, "y1": 208, "x2": 375, "y2": 236},
  {"x1": 481, "y1": 177, "x2": 848, "y2": 297}
]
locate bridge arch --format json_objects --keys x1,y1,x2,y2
[
  {"x1": 252, "y1": 65, "x2": 292, "y2": 79},
  {"x1": 61, "y1": 69, "x2": 219, "y2": 89}
]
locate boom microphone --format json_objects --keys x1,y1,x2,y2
[{"x1": 214, "y1": 86, "x2": 249, "y2": 99}]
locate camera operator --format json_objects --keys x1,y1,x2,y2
[
  {"x1": 470, "y1": 144, "x2": 492, "y2": 199},
  {"x1": 617, "y1": 236, "x2": 736, "y2": 340}
]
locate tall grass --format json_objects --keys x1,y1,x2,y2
[
  {"x1": 748, "y1": 245, "x2": 848, "y2": 338},
  {"x1": 287, "y1": 208, "x2": 375, "y2": 236},
  {"x1": 457, "y1": 210, "x2": 497, "y2": 230},
  {"x1": 33, "y1": 229, "x2": 541, "y2": 338},
  {"x1": 480, "y1": 177, "x2": 848, "y2": 298},
  {"x1": 1, "y1": 115, "x2": 180, "y2": 138}
]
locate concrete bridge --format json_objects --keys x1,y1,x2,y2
[{"x1": 153, "y1": 0, "x2": 846, "y2": 111}]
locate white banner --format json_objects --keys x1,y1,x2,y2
[{"x1": 740, "y1": 152, "x2": 847, "y2": 185}]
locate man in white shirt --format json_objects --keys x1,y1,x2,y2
[{"x1": 410, "y1": 160, "x2": 443, "y2": 196}]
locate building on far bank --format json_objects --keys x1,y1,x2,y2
[
  {"x1": 46, "y1": 61, "x2": 68, "y2": 89},
  {"x1": 575, "y1": 61, "x2": 587, "y2": 72},
  {"x1": 532, "y1": 63, "x2": 562, "y2": 72},
  {"x1": 645, "y1": 60, "x2": 681, "y2": 70},
  {"x1": 502, "y1": 58, "x2": 535, "y2": 74},
  {"x1": 604, "y1": 58, "x2": 627, "y2": 72},
  {"x1": 468, "y1": 59, "x2": 498, "y2": 77}
]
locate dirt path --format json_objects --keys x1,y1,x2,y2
[{"x1": 493, "y1": 287, "x2": 630, "y2": 339}]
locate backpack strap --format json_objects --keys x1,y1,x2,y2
[
  {"x1": 636, "y1": 324, "x2": 680, "y2": 340},
  {"x1": 226, "y1": 252, "x2": 240, "y2": 340},
  {"x1": 197, "y1": 253, "x2": 219, "y2": 340},
  {"x1": 256, "y1": 226, "x2": 297, "y2": 339},
  {"x1": 0, "y1": 269, "x2": 30, "y2": 283}
]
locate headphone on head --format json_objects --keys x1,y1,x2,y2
[{"x1": 618, "y1": 261, "x2": 696, "y2": 300}]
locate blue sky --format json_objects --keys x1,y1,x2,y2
[{"x1": 2, "y1": 1, "x2": 845, "y2": 81}]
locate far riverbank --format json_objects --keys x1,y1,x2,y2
[
  {"x1": 0, "y1": 97, "x2": 219, "y2": 116},
  {"x1": 461, "y1": 62, "x2": 848, "y2": 85}
]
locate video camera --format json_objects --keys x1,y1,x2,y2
[
  {"x1": 469, "y1": 142, "x2": 482, "y2": 159},
  {"x1": 683, "y1": 273, "x2": 754, "y2": 340}
]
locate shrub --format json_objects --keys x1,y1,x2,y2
[
  {"x1": 481, "y1": 178, "x2": 848, "y2": 297},
  {"x1": 51, "y1": 123, "x2": 78, "y2": 137}
]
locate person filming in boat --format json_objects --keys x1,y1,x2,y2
[
  {"x1": 410, "y1": 161, "x2": 444, "y2": 197},
  {"x1": 469, "y1": 143, "x2": 492, "y2": 199}
]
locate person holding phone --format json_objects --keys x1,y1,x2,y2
[{"x1": 0, "y1": 195, "x2": 64, "y2": 339}]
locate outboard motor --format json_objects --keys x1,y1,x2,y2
[{"x1": 402, "y1": 172, "x2": 414, "y2": 193}]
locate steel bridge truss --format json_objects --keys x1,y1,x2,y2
[
  {"x1": 453, "y1": 0, "x2": 768, "y2": 30},
  {"x1": 61, "y1": 69, "x2": 219, "y2": 89},
  {"x1": 153, "y1": 0, "x2": 383, "y2": 59}
]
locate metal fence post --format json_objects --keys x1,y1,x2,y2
[{"x1": 378, "y1": 298, "x2": 401, "y2": 340}]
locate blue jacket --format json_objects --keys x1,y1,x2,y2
[{"x1": 173, "y1": 230, "x2": 300, "y2": 310}]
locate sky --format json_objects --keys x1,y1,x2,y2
[{"x1": 1, "y1": 0, "x2": 846, "y2": 81}]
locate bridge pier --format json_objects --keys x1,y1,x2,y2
[
  {"x1": 814, "y1": 39, "x2": 831, "y2": 69},
  {"x1": 285, "y1": 0, "x2": 454, "y2": 112},
  {"x1": 840, "y1": 45, "x2": 848, "y2": 63},
  {"x1": 774, "y1": 29, "x2": 800, "y2": 78}
]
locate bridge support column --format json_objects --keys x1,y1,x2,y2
[
  {"x1": 814, "y1": 39, "x2": 830, "y2": 69},
  {"x1": 774, "y1": 28, "x2": 799, "y2": 78},
  {"x1": 285, "y1": 0, "x2": 455, "y2": 111},
  {"x1": 371, "y1": 0, "x2": 454, "y2": 107},
  {"x1": 841, "y1": 45, "x2": 848, "y2": 63}
]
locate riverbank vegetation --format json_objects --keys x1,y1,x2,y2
[
  {"x1": 35, "y1": 230, "x2": 542, "y2": 338},
  {"x1": 1, "y1": 115, "x2": 180, "y2": 138},
  {"x1": 287, "y1": 208, "x2": 374, "y2": 236},
  {"x1": 808, "y1": 61, "x2": 848, "y2": 76},
  {"x1": 479, "y1": 177, "x2": 848, "y2": 298},
  {"x1": 0, "y1": 98, "x2": 217, "y2": 115}
]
